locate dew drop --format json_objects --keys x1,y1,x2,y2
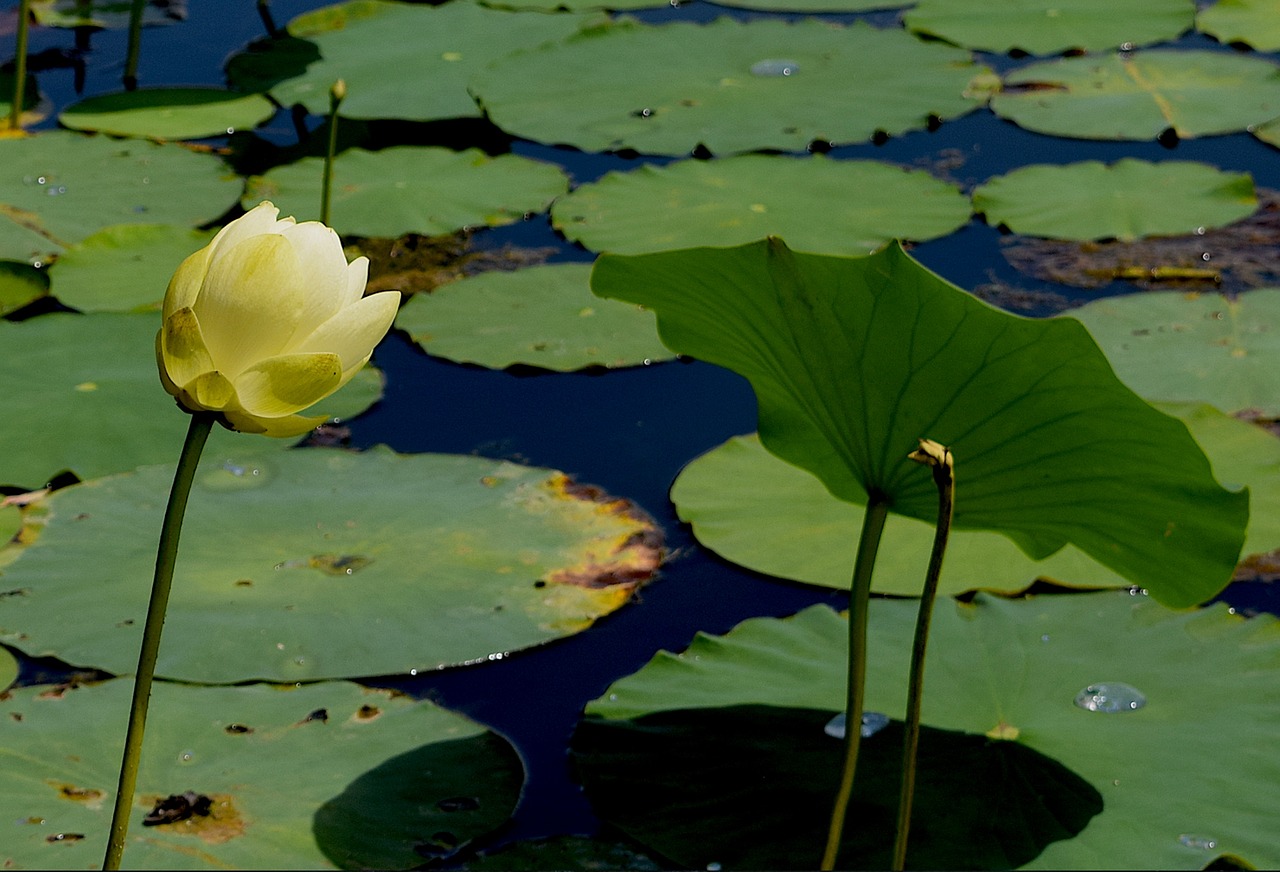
[
  {"x1": 1201, "y1": 252, "x2": 1211, "y2": 261},
  {"x1": 1040, "y1": 634, "x2": 1050, "y2": 643},
  {"x1": 46, "y1": 185, "x2": 67, "y2": 196},
  {"x1": 608, "y1": 693, "x2": 618, "y2": 701},
  {"x1": 1177, "y1": 833, "x2": 1217, "y2": 850},
  {"x1": 177, "y1": 749, "x2": 196, "y2": 764},
  {"x1": 824, "y1": 710, "x2": 890, "y2": 739},
  {"x1": 200, "y1": 458, "x2": 273, "y2": 491},
  {"x1": 293, "y1": 656, "x2": 307, "y2": 666},
  {"x1": 706, "y1": 863, "x2": 722, "y2": 872},
  {"x1": 1119, "y1": 41, "x2": 1134, "y2": 51},
  {"x1": 1195, "y1": 226, "x2": 1206, "y2": 235},
  {"x1": 36, "y1": 175, "x2": 47, "y2": 185},
  {"x1": 409, "y1": 668, "x2": 419, "y2": 676},
  {"x1": 1074, "y1": 682, "x2": 1146, "y2": 713},
  {"x1": 750, "y1": 58, "x2": 800, "y2": 77},
  {"x1": 225, "y1": 127, "x2": 235, "y2": 135}
]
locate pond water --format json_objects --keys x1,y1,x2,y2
[{"x1": 9, "y1": 0, "x2": 1280, "y2": 861}]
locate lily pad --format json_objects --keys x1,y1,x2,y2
[
  {"x1": 0, "y1": 131, "x2": 244, "y2": 264},
  {"x1": 471, "y1": 17, "x2": 993, "y2": 157},
  {"x1": 551, "y1": 155, "x2": 972, "y2": 256},
  {"x1": 237, "y1": 0, "x2": 594, "y2": 120},
  {"x1": 670, "y1": 403, "x2": 1280, "y2": 596},
  {"x1": 48, "y1": 224, "x2": 217, "y2": 313},
  {"x1": 1068, "y1": 288, "x2": 1280, "y2": 416},
  {"x1": 0, "y1": 646, "x2": 15, "y2": 692},
  {"x1": 714, "y1": 0, "x2": 912, "y2": 8},
  {"x1": 592, "y1": 240, "x2": 1248, "y2": 608},
  {"x1": 245, "y1": 147, "x2": 569, "y2": 239},
  {"x1": 992, "y1": 49, "x2": 1280, "y2": 140},
  {"x1": 582, "y1": 593, "x2": 1280, "y2": 870},
  {"x1": 0, "y1": 313, "x2": 384, "y2": 489},
  {"x1": 59, "y1": 88, "x2": 276, "y2": 140},
  {"x1": 29, "y1": 0, "x2": 186, "y2": 28},
  {"x1": 395, "y1": 263, "x2": 670, "y2": 371},
  {"x1": 1254, "y1": 116, "x2": 1280, "y2": 149},
  {"x1": 1198, "y1": 0, "x2": 1280, "y2": 52},
  {"x1": 904, "y1": 0, "x2": 1194, "y2": 55},
  {"x1": 0, "y1": 678, "x2": 522, "y2": 869},
  {"x1": 973, "y1": 160, "x2": 1255, "y2": 242},
  {"x1": 0, "y1": 446, "x2": 662, "y2": 682},
  {"x1": 0, "y1": 260, "x2": 49, "y2": 315}
]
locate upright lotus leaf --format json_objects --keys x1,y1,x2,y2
[
  {"x1": 1198, "y1": 0, "x2": 1280, "y2": 52},
  {"x1": 1068, "y1": 288, "x2": 1280, "y2": 416},
  {"x1": 903, "y1": 0, "x2": 1194, "y2": 55},
  {"x1": 551, "y1": 155, "x2": 972, "y2": 256},
  {"x1": 992, "y1": 50, "x2": 1280, "y2": 141},
  {"x1": 972, "y1": 160, "x2": 1256, "y2": 242},
  {"x1": 0, "y1": 679, "x2": 522, "y2": 869},
  {"x1": 245, "y1": 147, "x2": 568, "y2": 239},
  {"x1": 592, "y1": 239, "x2": 1247, "y2": 606},
  {"x1": 0, "y1": 447, "x2": 661, "y2": 682},
  {"x1": 49, "y1": 225, "x2": 216, "y2": 313},
  {"x1": 59, "y1": 88, "x2": 276, "y2": 140},
  {"x1": 580, "y1": 594, "x2": 1280, "y2": 869},
  {"x1": 471, "y1": 18, "x2": 993, "y2": 157}
]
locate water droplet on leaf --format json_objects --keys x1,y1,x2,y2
[
  {"x1": 1178, "y1": 833, "x2": 1218, "y2": 850},
  {"x1": 1074, "y1": 682, "x2": 1146, "y2": 713},
  {"x1": 750, "y1": 59, "x2": 799, "y2": 77}
]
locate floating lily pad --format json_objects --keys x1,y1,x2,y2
[
  {"x1": 0, "y1": 679, "x2": 522, "y2": 869},
  {"x1": 59, "y1": 88, "x2": 276, "y2": 140},
  {"x1": 714, "y1": 0, "x2": 913, "y2": 8},
  {"x1": 1254, "y1": 116, "x2": 1280, "y2": 149},
  {"x1": 0, "y1": 261, "x2": 49, "y2": 315},
  {"x1": 1198, "y1": 0, "x2": 1280, "y2": 52},
  {"x1": 29, "y1": 0, "x2": 186, "y2": 28},
  {"x1": 0, "y1": 313, "x2": 384, "y2": 488},
  {"x1": 904, "y1": 0, "x2": 1194, "y2": 55},
  {"x1": 552, "y1": 156, "x2": 971, "y2": 256},
  {"x1": 48, "y1": 224, "x2": 217, "y2": 313},
  {"x1": 582, "y1": 593, "x2": 1280, "y2": 870},
  {"x1": 245, "y1": 147, "x2": 568, "y2": 239},
  {"x1": 480, "y1": 0, "x2": 666, "y2": 8},
  {"x1": 992, "y1": 50, "x2": 1280, "y2": 140},
  {"x1": 395, "y1": 263, "x2": 670, "y2": 371},
  {"x1": 463, "y1": 834, "x2": 665, "y2": 870},
  {"x1": 670, "y1": 402, "x2": 1280, "y2": 596},
  {"x1": 1068, "y1": 288, "x2": 1280, "y2": 416},
  {"x1": 0, "y1": 446, "x2": 662, "y2": 682},
  {"x1": 972, "y1": 160, "x2": 1256, "y2": 242},
  {"x1": 235, "y1": 0, "x2": 593, "y2": 120},
  {"x1": 472, "y1": 17, "x2": 993, "y2": 157},
  {"x1": 0, "y1": 131, "x2": 243, "y2": 264},
  {"x1": 0, "y1": 646, "x2": 15, "y2": 692}
]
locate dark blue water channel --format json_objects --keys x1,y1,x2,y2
[{"x1": 10, "y1": 0, "x2": 1280, "y2": 852}]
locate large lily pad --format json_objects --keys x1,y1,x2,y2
[
  {"x1": 904, "y1": 0, "x2": 1194, "y2": 55},
  {"x1": 714, "y1": 0, "x2": 912, "y2": 8},
  {"x1": 0, "y1": 131, "x2": 243, "y2": 264},
  {"x1": 1068, "y1": 288, "x2": 1280, "y2": 416},
  {"x1": 471, "y1": 17, "x2": 993, "y2": 157},
  {"x1": 0, "y1": 646, "x2": 15, "y2": 692},
  {"x1": 670, "y1": 403, "x2": 1280, "y2": 596},
  {"x1": 59, "y1": 88, "x2": 276, "y2": 140},
  {"x1": 238, "y1": 0, "x2": 594, "y2": 121},
  {"x1": 592, "y1": 240, "x2": 1248, "y2": 607},
  {"x1": 48, "y1": 224, "x2": 217, "y2": 313},
  {"x1": 992, "y1": 50, "x2": 1280, "y2": 141},
  {"x1": 245, "y1": 147, "x2": 568, "y2": 239},
  {"x1": 0, "y1": 678, "x2": 522, "y2": 869},
  {"x1": 395, "y1": 263, "x2": 671, "y2": 371},
  {"x1": 582, "y1": 594, "x2": 1280, "y2": 870},
  {"x1": 29, "y1": 0, "x2": 186, "y2": 28},
  {"x1": 551, "y1": 156, "x2": 972, "y2": 256},
  {"x1": 0, "y1": 446, "x2": 662, "y2": 682},
  {"x1": 972, "y1": 160, "x2": 1256, "y2": 242},
  {"x1": 1198, "y1": 0, "x2": 1280, "y2": 52},
  {"x1": 0, "y1": 261, "x2": 49, "y2": 315},
  {"x1": 0, "y1": 313, "x2": 384, "y2": 489}
]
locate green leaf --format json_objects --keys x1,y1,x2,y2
[
  {"x1": 0, "y1": 131, "x2": 244, "y2": 264},
  {"x1": 0, "y1": 679, "x2": 521, "y2": 869},
  {"x1": 0, "y1": 313, "x2": 383, "y2": 489},
  {"x1": 551, "y1": 155, "x2": 971, "y2": 256},
  {"x1": 713, "y1": 0, "x2": 912, "y2": 8},
  {"x1": 584, "y1": 593, "x2": 1280, "y2": 870},
  {"x1": 0, "y1": 260, "x2": 50, "y2": 315},
  {"x1": 395, "y1": 263, "x2": 671, "y2": 371},
  {"x1": 0, "y1": 446, "x2": 661, "y2": 682},
  {"x1": 1198, "y1": 0, "x2": 1280, "y2": 52},
  {"x1": 0, "y1": 646, "x2": 15, "y2": 693},
  {"x1": 59, "y1": 88, "x2": 276, "y2": 140},
  {"x1": 29, "y1": 0, "x2": 186, "y2": 28},
  {"x1": 472, "y1": 18, "x2": 992, "y2": 157},
  {"x1": 0, "y1": 71, "x2": 44, "y2": 127},
  {"x1": 48, "y1": 224, "x2": 216, "y2": 313},
  {"x1": 591, "y1": 239, "x2": 1248, "y2": 607},
  {"x1": 244, "y1": 147, "x2": 568, "y2": 238},
  {"x1": 992, "y1": 49, "x2": 1280, "y2": 140},
  {"x1": 973, "y1": 159, "x2": 1256, "y2": 242},
  {"x1": 904, "y1": 0, "x2": 1194, "y2": 55}
]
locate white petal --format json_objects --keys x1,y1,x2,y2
[
  {"x1": 292, "y1": 290, "x2": 400, "y2": 371},
  {"x1": 232, "y1": 351, "x2": 343, "y2": 417},
  {"x1": 343, "y1": 256, "x2": 370, "y2": 309},
  {"x1": 276, "y1": 221, "x2": 350, "y2": 342},
  {"x1": 206, "y1": 202, "x2": 289, "y2": 269}
]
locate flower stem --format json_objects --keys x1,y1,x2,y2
[
  {"x1": 123, "y1": 0, "x2": 146, "y2": 91},
  {"x1": 103, "y1": 412, "x2": 215, "y2": 871},
  {"x1": 820, "y1": 494, "x2": 889, "y2": 871},
  {"x1": 9, "y1": 0, "x2": 29, "y2": 131},
  {"x1": 320, "y1": 80, "x2": 345, "y2": 226},
  {"x1": 892, "y1": 441, "x2": 955, "y2": 871}
]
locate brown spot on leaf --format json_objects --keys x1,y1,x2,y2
[
  {"x1": 540, "y1": 475, "x2": 664, "y2": 594},
  {"x1": 1234, "y1": 548, "x2": 1280, "y2": 583},
  {"x1": 138, "y1": 792, "x2": 244, "y2": 843},
  {"x1": 44, "y1": 832, "x2": 84, "y2": 843},
  {"x1": 55, "y1": 784, "x2": 104, "y2": 808},
  {"x1": 354, "y1": 704, "x2": 381, "y2": 722},
  {"x1": 297, "y1": 707, "x2": 329, "y2": 725},
  {"x1": 354, "y1": 230, "x2": 556, "y2": 297},
  {"x1": 223, "y1": 723, "x2": 253, "y2": 735}
]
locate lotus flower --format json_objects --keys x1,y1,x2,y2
[{"x1": 156, "y1": 201, "x2": 400, "y2": 437}]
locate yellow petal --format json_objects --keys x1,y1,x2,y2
[
  {"x1": 189, "y1": 370, "x2": 237, "y2": 410},
  {"x1": 292, "y1": 290, "x2": 401, "y2": 371},
  {"x1": 342, "y1": 256, "x2": 370, "y2": 309},
  {"x1": 221, "y1": 409, "x2": 328, "y2": 438},
  {"x1": 206, "y1": 201, "x2": 288, "y2": 269},
  {"x1": 278, "y1": 221, "x2": 350, "y2": 336},
  {"x1": 159, "y1": 307, "x2": 216, "y2": 391},
  {"x1": 162, "y1": 246, "x2": 213, "y2": 319},
  {"x1": 232, "y1": 352, "x2": 343, "y2": 417}
]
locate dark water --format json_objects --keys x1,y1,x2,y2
[{"x1": 11, "y1": 0, "x2": 1279, "y2": 849}]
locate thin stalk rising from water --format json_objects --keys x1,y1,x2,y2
[
  {"x1": 123, "y1": 0, "x2": 146, "y2": 90},
  {"x1": 9, "y1": 0, "x2": 30, "y2": 131},
  {"x1": 320, "y1": 79, "x2": 345, "y2": 226},
  {"x1": 103, "y1": 412, "x2": 215, "y2": 870}
]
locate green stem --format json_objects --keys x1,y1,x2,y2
[
  {"x1": 103, "y1": 412, "x2": 215, "y2": 871},
  {"x1": 122, "y1": 0, "x2": 146, "y2": 91},
  {"x1": 320, "y1": 80, "x2": 345, "y2": 226},
  {"x1": 820, "y1": 495, "x2": 890, "y2": 871},
  {"x1": 891, "y1": 442, "x2": 955, "y2": 871},
  {"x1": 9, "y1": 0, "x2": 29, "y2": 131}
]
